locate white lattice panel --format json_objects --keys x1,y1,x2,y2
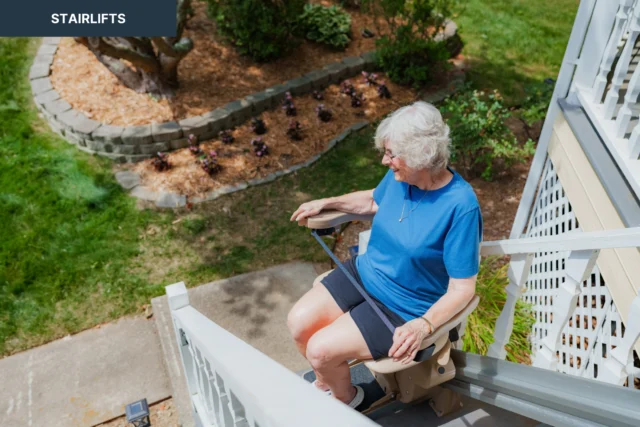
[{"x1": 522, "y1": 157, "x2": 639, "y2": 389}]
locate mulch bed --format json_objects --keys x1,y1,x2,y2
[
  {"x1": 124, "y1": 73, "x2": 417, "y2": 197},
  {"x1": 49, "y1": 0, "x2": 391, "y2": 126}
]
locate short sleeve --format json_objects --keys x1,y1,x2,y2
[
  {"x1": 443, "y1": 208, "x2": 483, "y2": 278},
  {"x1": 373, "y1": 170, "x2": 394, "y2": 205}
]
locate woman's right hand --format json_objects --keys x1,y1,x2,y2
[{"x1": 290, "y1": 199, "x2": 327, "y2": 226}]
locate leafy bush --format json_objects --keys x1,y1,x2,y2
[
  {"x1": 282, "y1": 92, "x2": 297, "y2": 116},
  {"x1": 287, "y1": 120, "x2": 303, "y2": 140},
  {"x1": 463, "y1": 257, "x2": 535, "y2": 364},
  {"x1": 251, "y1": 117, "x2": 267, "y2": 135},
  {"x1": 363, "y1": 0, "x2": 459, "y2": 87},
  {"x1": 251, "y1": 137, "x2": 269, "y2": 157},
  {"x1": 206, "y1": 0, "x2": 305, "y2": 62},
  {"x1": 520, "y1": 78, "x2": 555, "y2": 126},
  {"x1": 219, "y1": 129, "x2": 234, "y2": 144},
  {"x1": 441, "y1": 87, "x2": 535, "y2": 180},
  {"x1": 315, "y1": 104, "x2": 333, "y2": 122},
  {"x1": 199, "y1": 151, "x2": 222, "y2": 175},
  {"x1": 297, "y1": 4, "x2": 352, "y2": 50},
  {"x1": 152, "y1": 152, "x2": 171, "y2": 171}
]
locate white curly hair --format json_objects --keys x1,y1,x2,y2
[{"x1": 374, "y1": 101, "x2": 451, "y2": 170}]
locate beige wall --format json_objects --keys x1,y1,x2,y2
[{"x1": 548, "y1": 111, "x2": 640, "y2": 338}]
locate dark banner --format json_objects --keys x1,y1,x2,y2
[{"x1": 0, "y1": 0, "x2": 177, "y2": 37}]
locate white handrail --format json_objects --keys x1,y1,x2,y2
[
  {"x1": 480, "y1": 227, "x2": 640, "y2": 256},
  {"x1": 168, "y1": 282, "x2": 378, "y2": 427}
]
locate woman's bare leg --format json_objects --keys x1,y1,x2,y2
[
  {"x1": 287, "y1": 280, "x2": 344, "y2": 390},
  {"x1": 305, "y1": 312, "x2": 373, "y2": 403}
]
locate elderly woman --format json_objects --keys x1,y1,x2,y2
[{"x1": 288, "y1": 101, "x2": 482, "y2": 409}]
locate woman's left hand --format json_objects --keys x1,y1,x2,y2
[{"x1": 388, "y1": 318, "x2": 432, "y2": 364}]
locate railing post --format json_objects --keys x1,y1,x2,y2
[
  {"x1": 599, "y1": 294, "x2": 640, "y2": 385},
  {"x1": 166, "y1": 282, "x2": 203, "y2": 426},
  {"x1": 592, "y1": 0, "x2": 634, "y2": 102},
  {"x1": 488, "y1": 253, "x2": 534, "y2": 359},
  {"x1": 532, "y1": 250, "x2": 600, "y2": 370}
]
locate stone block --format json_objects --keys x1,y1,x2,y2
[
  {"x1": 360, "y1": 51, "x2": 378, "y2": 71},
  {"x1": 305, "y1": 69, "x2": 331, "y2": 90},
  {"x1": 342, "y1": 56, "x2": 366, "y2": 76},
  {"x1": 42, "y1": 37, "x2": 61, "y2": 45},
  {"x1": 131, "y1": 186, "x2": 161, "y2": 201},
  {"x1": 179, "y1": 115, "x2": 210, "y2": 138},
  {"x1": 33, "y1": 54, "x2": 54, "y2": 67},
  {"x1": 169, "y1": 138, "x2": 190, "y2": 150},
  {"x1": 56, "y1": 110, "x2": 101, "y2": 135},
  {"x1": 244, "y1": 91, "x2": 272, "y2": 114},
  {"x1": 92, "y1": 125, "x2": 124, "y2": 144},
  {"x1": 152, "y1": 121, "x2": 182, "y2": 142},
  {"x1": 115, "y1": 171, "x2": 141, "y2": 189},
  {"x1": 31, "y1": 77, "x2": 53, "y2": 95},
  {"x1": 65, "y1": 131, "x2": 85, "y2": 146},
  {"x1": 37, "y1": 44, "x2": 58, "y2": 56},
  {"x1": 285, "y1": 76, "x2": 313, "y2": 96},
  {"x1": 156, "y1": 193, "x2": 187, "y2": 208},
  {"x1": 122, "y1": 125, "x2": 153, "y2": 145},
  {"x1": 34, "y1": 89, "x2": 60, "y2": 105},
  {"x1": 202, "y1": 108, "x2": 231, "y2": 134},
  {"x1": 323, "y1": 62, "x2": 348, "y2": 84},
  {"x1": 85, "y1": 139, "x2": 114, "y2": 153},
  {"x1": 44, "y1": 99, "x2": 71, "y2": 117},
  {"x1": 264, "y1": 84, "x2": 289, "y2": 106},
  {"x1": 112, "y1": 144, "x2": 140, "y2": 155},
  {"x1": 140, "y1": 142, "x2": 170, "y2": 154},
  {"x1": 222, "y1": 100, "x2": 252, "y2": 126},
  {"x1": 29, "y1": 64, "x2": 50, "y2": 80},
  {"x1": 349, "y1": 121, "x2": 369, "y2": 133}
]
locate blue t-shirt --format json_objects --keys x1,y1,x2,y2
[{"x1": 356, "y1": 168, "x2": 483, "y2": 321}]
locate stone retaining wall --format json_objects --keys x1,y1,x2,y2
[{"x1": 30, "y1": 20, "x2": 459, "y2": 163}]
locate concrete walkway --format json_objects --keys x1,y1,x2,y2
[{"x1": 0, "y1": 316, "x2": 170, "y2": 427}]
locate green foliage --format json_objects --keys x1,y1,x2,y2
[
  {"x1": 463, "y1": 257, "x2": 535, "y2": 364},
  {"x1": 363, "y1": 0, "x2": 461, "y2": 87},
  {"x1": 206, "y1": 0, "x2": 305, "y2": 62},
  {"x1": 520, "y1": 78, "x2": 555, "y2": 126},
  {"x1": 297, "y1": 4, "x2": 352, "y2": 50},
  {"x1": 441, "y1": 86, "x2": 535, "y2": 180}
]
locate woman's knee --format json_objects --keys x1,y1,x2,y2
[
  {"x1": 306, "y1": 333, "x2": 338, "y2": 370},
  {"x1": 287, "y1": 304, "x2": 313, "y2": 343}
]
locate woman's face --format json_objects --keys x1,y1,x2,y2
[{"x1": 381, "y1": 142, "x2": 413, "y2": 183}]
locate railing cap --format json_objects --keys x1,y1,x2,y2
[{"x1": 166, "y1": 281, "x2": 189, "y2": 311}]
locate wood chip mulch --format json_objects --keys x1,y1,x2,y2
[
  {"x1": 49, "y1": 0, "x2": 391, "y2": 126},
  {"x1": 127, "y1": 74, "x2": 416, "y2": 197}
]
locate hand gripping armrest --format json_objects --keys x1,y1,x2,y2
[{"x1": 306, "y1": 210, "x2": 375, "y2": 230}]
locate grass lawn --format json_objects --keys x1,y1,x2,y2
[
  {"x1": 0, "y1": 0, "x2": 577, "y2": 356},
  {"x1": 457, "y1": 0, "x2": 578, "y2": 101}
]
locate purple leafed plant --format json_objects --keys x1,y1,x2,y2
[
  {"x1": 199, "y1": 151, "x2": 222, "y2": 176},
  {"x1": 351, "y1": 92, "x2": 365, "y2": 108},
  {"x1": 362, "y1": 71, "x2": 378, "y2": 86},
  {"x1": 340, "y1": 80, "x2": 355, "y2": 96},
  {"x1": 315, "y1": 104, "x2": 332, "y2": 122},
  {"x1": 251, "y1": 137, "x2": 269, "y2": 157},
  {"x1": 286, "y1": 120, "x2": 303, "y2": 141},
  {"x1": 282, "y1": 92, "x2": 297, "y2": 116},
  {"x1": 251, "y1": 117, "x2": 267, "y2": 135},
  {"x1": 219, "y1": 129, "x2": 234, "y2": 144},
  {"x1": 152, "y1": 152, "x2": 171, "y2": 172},
  {"x1": 378, "y1": 81, "x2": 392, "y2": 99},
  {"x1": 312, "y1": 90, "x2": 324, "y2": 100}
]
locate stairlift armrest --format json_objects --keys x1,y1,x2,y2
[{"x1": 306, "y1": 210, "x2": 375, "y2": 230}]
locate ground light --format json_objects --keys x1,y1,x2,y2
[{"x1": 125, "y1": 398, "x2": 151, "y2": 427}]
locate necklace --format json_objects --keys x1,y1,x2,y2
[{"x1": 399, "y1": 186, "x2": 428, "y2": 222}]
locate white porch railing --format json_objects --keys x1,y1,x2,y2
[
  {"x1": 166, "y1": 282, "x2": 379, "y2": 427},
  {"x1": 484, "y1": 227, "x2": 640, "y2": 387},
  {"x1": 567, "y1": 0, "x2": 640, "y2": 197}
]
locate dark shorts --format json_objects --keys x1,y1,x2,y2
[{"x1": 321, "y1": 257, "x2": 406, "y2": 360}]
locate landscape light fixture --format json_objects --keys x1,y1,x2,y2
[{"x1": 125, "y1": 398, "x2": 151, "y2": 427}]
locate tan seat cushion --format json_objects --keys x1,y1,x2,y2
[
  {"x1": 307, "y1": 210, "x2": 375, "y2": 229},
  {"x1": 365, "y1": 295, "x2": 479, "y2": 374}
]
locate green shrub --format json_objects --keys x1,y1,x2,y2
[
  {"x1": 520, "y1": 78, "x2": 555, "y2": 126},
  {"x1": 363, "y1": 0, "x2": 460, "y2": 87},
  {"x1": 206, "y1": 0, "x2": 305, "y2": 62},
  {"x1": 441, "y1": 86, "x2": 535, "y2": 180},
  {"x1": 463, "y1": 257, "x2": 535, "y2": 364},
  {"x1": 297, "y1": 4, "x2": 352, "y2": 50}
]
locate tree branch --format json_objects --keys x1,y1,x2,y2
[
  {"x1": 84, "y1": 37, "x2": 159, "y2": 73},
  {"x1": 151, "y1": 37, "x2": 194, "y2": 58}
]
